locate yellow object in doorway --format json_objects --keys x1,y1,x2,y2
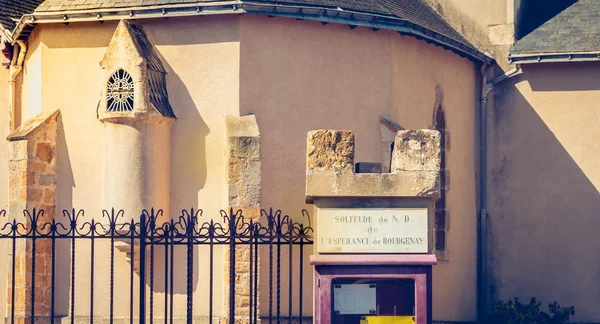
[{"x1": 360, "y1": 316, "x2": 415, "y2": 324}]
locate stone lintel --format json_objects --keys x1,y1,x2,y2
[
  {"x1": 306, "y1": 129, "x2": 440, "y2": 203},
  {"x1": 306, "y1": 171, "x2": 439, "y2": 200},
  {"x1": 7, "y1": 110, "x2": 60, "y2": 142}
]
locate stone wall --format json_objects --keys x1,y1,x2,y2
[
  {"x1": 6, "y1": 110, "x2": 59, "y2": 324},
  {"x1": 306, "y1": 129, "x2": 441, "y2": 201},
  {"x1": 224, "y1": 115, "x2": 261, "y2": 323},
  {"x1": 306, "y1": 129, "x2": 441, "y2": 256}
]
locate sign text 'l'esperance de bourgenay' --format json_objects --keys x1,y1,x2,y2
[{"x1": 317, "y1": 208, "x2": 428, "y2": 253}]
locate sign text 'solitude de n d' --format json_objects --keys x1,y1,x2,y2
[{"x1": 317, "y1": 208, "x2": 428, "y2": 253}]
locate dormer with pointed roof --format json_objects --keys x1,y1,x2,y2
[{"x1": 98, "y1": 20, "x2": 175, "y2": 122}]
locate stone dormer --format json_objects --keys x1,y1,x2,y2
[
  {"x1": 99, "y1": 20, "x2": 173, "y2": 228},
  {"x1": 98, "y1": 20, "x2": 175, "y2": 122}
]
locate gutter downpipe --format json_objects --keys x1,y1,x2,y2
[
  {"x1": 8, "y1": 40, "x2": 27, "y2": 132},
  {"x1": 478, "y1": 64, "x2": 520, "y2": 322}
]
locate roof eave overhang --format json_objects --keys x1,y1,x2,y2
[
  {"x1": 13, "y1": 1, "x2": 492, "y2": 64},
  {"x1": 509, "y1": 51, "x2": 600, "y2": 64}
]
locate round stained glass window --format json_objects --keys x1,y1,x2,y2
[{"x1": 106, "y1": 69, "x2": 134, "y2": 112}]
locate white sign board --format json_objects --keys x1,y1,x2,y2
[
  {"x1": 317, "y1": 208, "x2": 428, "y2": 253},
  {"x1": 333, "y1": 284, "x2": 377, "y2": 315}
]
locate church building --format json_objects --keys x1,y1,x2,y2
[{"x1": 0, "y1": 0, "x2": 598, "y2": 323}]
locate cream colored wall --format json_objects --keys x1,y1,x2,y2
[
  {"x1": 390, "y1": 35, "x2": 479, "y2": 322},
  {"x1": 22, "y1": 29, "x2": 43, "y2": 123},
  {"x1": 489, "y1": 62, "x2": 600, "y2": 322},
  {"x1": 0, "y1": 13, "x2": 480, "y2": 322},
  {"x1": 240, "y1": 15, "x2": 479, "y2": 321},
  {"x1": 423, "y1": 0, "x2": 516, "y2": 68},
  {"x1": 0, "y1": 59, "x2": 10, "y2": 323},
  {"x1": 431, "y1": 0, "x2": 508, "y2": 31},
  {"x1": 9, "y1": 16, "x2": 241, "y2": 320}
]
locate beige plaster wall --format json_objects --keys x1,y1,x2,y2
[
  {"x1": 0, "y1": 62, "x2": 10, "y2": 323},
  {"x1": 240, "y1": 15, "x2": 479, "y2": 321},
  {"x1": 489, "y1": 62, "x2": 600, "y2": 322},
  {"x1": 22, "y1": 29, "x2": 44, "y2": 123},
  {"x1": 7, "y1": 16, "x2": 241, "y2": 321},
  {"x1": 423, "y1": 0, "x2": 516, "y2": 68},
  {"x1": 390, "y1": 34, "x2": 479, "y2": 322},
  {"x1": 0, "y1": 13, "x2": 480, "y2": 322}
]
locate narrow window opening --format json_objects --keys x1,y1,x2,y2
[
  {"x1": 106, "y1": 69, "x2": 134, "y2": 112},
  {"x1": 435, "y1": 106, "x2": 447, "y2": 252}
]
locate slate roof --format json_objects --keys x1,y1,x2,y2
[
  {"x1": 511, "y1": 0, "x2": 600, "y2": 56},
  {"x1": 127, "y1": 22, "x2": 176, "y2": 118},
  {"x1": 0, "y1": 0, "x2": 491, "y2": 62},
  {"x1": 33, "y1": 0, "x2": 472, "y2": 46},
  {"x1": 0, "y1": 0, "x2": 44, "y2": 32}
]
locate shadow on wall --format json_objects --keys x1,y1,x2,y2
[
  {"x1": 488, "y1": 64, "x2": 600, "y2": 322},
  {"x1": 525, "y1": 62, "x2": 600, "y2": 92},
  {"x1": 146, "y1": 38, "x2": 208, "y2": 295},
  {"x1": 55, "y1": 113, "x2": 74, "y2": 316}
]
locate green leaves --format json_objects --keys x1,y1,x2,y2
[{"x1": 487, "y1": 297, "x2": 575, "y2": 324}]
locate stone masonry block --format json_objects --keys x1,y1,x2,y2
[
  {"x1": 35, "y1": 143, "x2": 54, "y2": 164},
  {"x1": 28, "y1": 161, "x2": 46, "y2": 173},
  {"x1": 240, "y1": 185, "x2": 260, "y2": 208},
  {"x1": 307, "y1": 130, "x2": 354, "y2": 172},
  {"x1": 228, "y1": 158, "x2": 243, "y2": 182},
  {"x1": 242, "y1": 160, "x2": 261, "y2": 188},
  {"x1": 17, "y1": 160, "x2": 27, "y2": 170},
  {"x1": 39, "y1": 174, "x2": 56, "y2": 186},
  {"x1": 239, "y1": 206, "x2": 261, "y2": 221},
  {"x1": 27, "y1": 189, "x2": 43, "y2": 202},
  {"x1": 391, "y1": 130, "x2": 440, "y2": 172},
  {"x1": 9, "y1": 141, "x2": 27, "y2": 161},
  {"x1": 236, "y1": 137, "x2": 260, "y2": 159}
]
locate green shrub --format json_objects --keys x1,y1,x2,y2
[{"x1": 487, "y1": 297, "x2": 575, "y2": 324}]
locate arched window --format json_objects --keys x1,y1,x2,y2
[
  {"x1": 106, "y1": 69, "x2": 134, "y2": 112},
  {"x1": 435, "y1": 106, "x2": 448, "y2": 254}
]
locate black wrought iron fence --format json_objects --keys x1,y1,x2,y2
[{"x1": 0, "y1": 208, "x2": 313, "y2": 324}]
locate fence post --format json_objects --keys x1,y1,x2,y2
[
  {"x1": 229, "y1": 209, "x2": 236, "y2": 323},
  {"x1": 186, "y1": 209, "x2": 195, "y2": 324},
  {"x1": 139, "y1": 212, "x2": 146, "y2": 324}
]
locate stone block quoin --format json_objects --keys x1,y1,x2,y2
[
  {"x1": 6, "y1": 110, "x2": 60, "y2": 321},
  {"x1": 224, "y1": 115, "x2": 261, "y2": 323},
  {"x1": 391, "y1": 130, "x2": 441, "y2": 172},
  {"x1": 307, "y1": 130, "x2": 355, "y2": 172}
]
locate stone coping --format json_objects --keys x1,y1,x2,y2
[
  {"x1": 7, "y1": 110, "x2": 60, "y2": 141},
  {"x1": 310, "y1": 254, "x2": 437, "y2": 266}
]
